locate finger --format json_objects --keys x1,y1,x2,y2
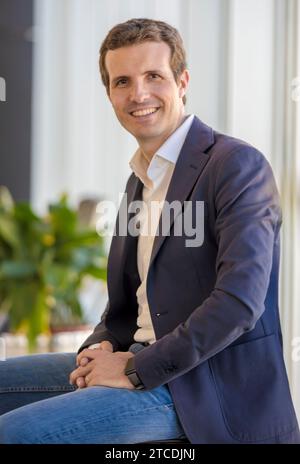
[
  {"x1": 80, "y1": 357, "x2": 89, "y2": 367},
  {"x1": 69, "y1": 363, "x2": 94, "y2": 385},
  {"x1": 115, "y1": 351, "x2": 134, "y2": 360},
  {"x1": 76, "y1": 376, "x2": 86, "y2": 388},
  {"x1": 99, "y1": 341, "x2": 113, "y2": 352},
  {"x1": 77, "y1": 348, "x2": 98, "y2": 366},
  {"x1": 76, "y1": 342, "x2": 113, "y2": 365},
  {"x1": 85, "y1": 374, "x2": 95, "y2": 387}
]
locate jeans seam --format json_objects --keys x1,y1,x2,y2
[{"x1": 0, "y1": 386, "x2": 75, "y2": 393}]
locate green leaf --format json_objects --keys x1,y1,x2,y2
[
  {"x1": 14, "y1": 203, "x2": 39, "y2": 223},
  {"x1": 48, "y1": 198, "x2": 77, "y2": 238},
  {"x1": 26, "y1": 288, "x2": 49, "y2": 351},
  {"x1": 43, "y1": 263, "x2": 78, "y2": 291},
  {"x1": 0, "y1": 186, "x2": 14, "y2": 211},
  {"x1": 0, "y1": 215, "x2": 20, "y2": 249},
  {"x1": 8, "y1": 280, "x2": 41, "y2": 329},
  {"x1": 0, "y1": 261, "x2": 37, "y2": 279},
  {"x1": 83, "y1": 265, "x2": 107, "y2": 281}
]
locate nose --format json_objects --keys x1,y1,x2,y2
[{"x1": 129, "y1": 80, "x2": 150, "y2": 103}]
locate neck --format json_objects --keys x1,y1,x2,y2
[{"x1": 137, "y1": 111, "x2": 186, "y2": 162}]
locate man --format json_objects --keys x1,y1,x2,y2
[{"x1": 0, "y1": 18, "x2": 299, "y2": 444}]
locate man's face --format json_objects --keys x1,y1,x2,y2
[{"x1": 105, "y1": 41, "x2": 189, "y2": 150}]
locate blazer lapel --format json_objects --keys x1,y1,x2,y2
[
  {"x1": 108, "y1": 173, "x2": 143, "y2": 283},
  {"x1": 149, "y1": 116, "x2": 214, "y2": 267}
]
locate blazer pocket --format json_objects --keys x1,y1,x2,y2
[{"x1": 209, "y1": 334, "x2": 298, "y2": 442}]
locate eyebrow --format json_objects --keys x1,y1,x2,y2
[{"x1": 111, "y1": 70, "x2": 164, "y2": 86}]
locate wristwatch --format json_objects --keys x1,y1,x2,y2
[{"x1": 125, "y1": 357, "x2": 145, "y2": 390}]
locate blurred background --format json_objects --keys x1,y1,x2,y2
[{"x1": 0, "y1": 0, "x2": 300, "y2": 420}]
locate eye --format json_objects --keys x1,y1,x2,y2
[
  {"x1": 149, "y1": 73, "x2": 161, "y2": 80},
  {"x1": 116, "y1": 78, "x2": 128, "y2": 87}
]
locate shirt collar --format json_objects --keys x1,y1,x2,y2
[
  {"x1": 156, "y1": 114, "x2": 194, "y2": 164},
  {"x1": 130, "y1": 114, "x2": 194, "y2": 188}
]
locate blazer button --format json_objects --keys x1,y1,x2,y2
[{"x1": 156, "y1": 313, "x2": 161, "y2": 317}]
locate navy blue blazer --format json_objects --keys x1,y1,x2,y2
[{"x1": 80, "y1": 116, "x2": 300, "y2": 443}]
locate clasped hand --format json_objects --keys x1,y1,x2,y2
[{"x1": 69, "y1": 341, "x2": 134, "y2": 389}]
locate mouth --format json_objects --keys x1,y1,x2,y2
[{"x1": 129, "y1": 107, "x2": 160, "y2": 118}]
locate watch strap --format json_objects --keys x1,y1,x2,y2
[{"x1": 125, "y1": 356, "x2": 145, "y2": 390}]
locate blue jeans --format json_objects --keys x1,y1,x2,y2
[{"x1": 0, "y1": 345, "x2": 186, "y2": 444}]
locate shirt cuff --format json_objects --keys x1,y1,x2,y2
[{"x1": 88, "y1": 343, "x2": 101, "y2": 349}]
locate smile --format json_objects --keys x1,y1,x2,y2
[{"x1": 130, "y1": 107, "x2": 160, "y2": 117}]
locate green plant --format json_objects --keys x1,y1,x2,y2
[{"x1": 0, "y1": 186, "x2": 107, "y2": 350}]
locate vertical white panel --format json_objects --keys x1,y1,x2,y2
[
  {"x1": 31, "y1": 0, "x2": 68, "y2": 211},
  {"x1": 227, "y1": 0, "x2": 274, "y2": 159},
  {"x1": 185, "y1": 0, "x2": 226, "y2": 130},
  {"x1": 291, "y1": 0, "x2": 300, "y2": 423}
]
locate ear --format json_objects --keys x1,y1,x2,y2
[{"x1": 178, "y1": 69, "x2": 190, "y2": 99}]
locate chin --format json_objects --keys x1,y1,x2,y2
[{"x1": 135, "y1": 129, "x2": 162, "y2": 140}]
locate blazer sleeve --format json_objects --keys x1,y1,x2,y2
[
  {"x1": 77, "y1": 302, "x2": 121, "y2": 353},
  {"x1": 77, "y1": 173, "x2": 138, "y2": 354},
  {"x1": 133, "y1": 146, "x2": 282, "y2": 390}
]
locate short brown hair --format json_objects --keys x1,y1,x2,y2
[{"x1": 99, "y1": 18, "x2": 187, "y2": 104}]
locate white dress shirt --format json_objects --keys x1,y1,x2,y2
[{"x1": 129, "y1": 114, "x2": 195, "y2": 345}]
